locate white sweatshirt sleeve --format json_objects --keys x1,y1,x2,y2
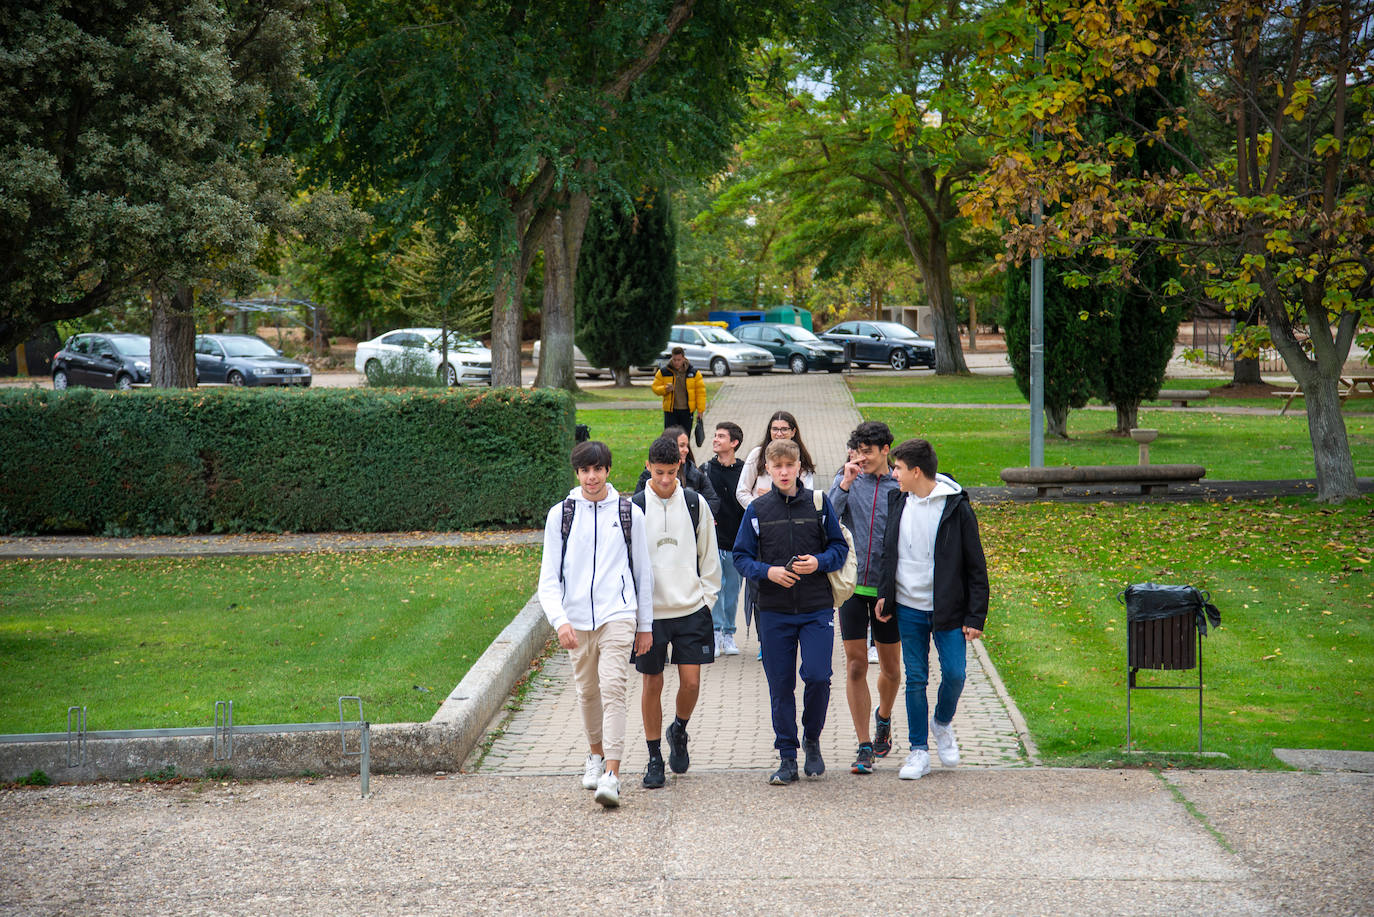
[
  {"x1": 695, "y1": 499, "x2": 721, "y2": 611},
  {"x1": 736, "y1": 447, "x2": 761, "y2": 509},
  {"x1": 536, "y1": 503, "x2": 569, "y2": 632}
]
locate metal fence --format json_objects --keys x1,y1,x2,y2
[
  {"x1": 1191, "y1": 319, "x2": 1288, "y2": 373},
  {"x1": 0, "y1": 696, "x2": 371, "y2": 797}
]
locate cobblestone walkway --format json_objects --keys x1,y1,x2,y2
[{"x1": 473, "y1": 373, "x2": 1031, "y2": 776}]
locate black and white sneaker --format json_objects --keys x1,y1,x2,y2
[
  {"x1": 768, "y1": 757, "x2": 799, "y2": 785},
  {"x1": 666, "y1": 720, "x2": 690, "y2": 774}
]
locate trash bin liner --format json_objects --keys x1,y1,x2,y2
[{"x1": 1120, "y1": 582, "x2": 1221, "y2": 635}]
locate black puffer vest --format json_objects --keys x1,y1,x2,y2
[{"x1": 753, "y1": 485, "x2": 834, "y2": 614}]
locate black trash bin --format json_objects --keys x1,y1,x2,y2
[{"x1": 1120, "y1": 583, "x2": 1221, "y2": 752}]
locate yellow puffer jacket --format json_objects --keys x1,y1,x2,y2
[{"x1": 652, "y1": 364, "x2": 707, "y2": 413}]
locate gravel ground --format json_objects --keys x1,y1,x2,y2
[{"x1": 4, "y1": 768, "x2": 1369, "y2": 916}]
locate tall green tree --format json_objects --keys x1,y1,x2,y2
[
  {"x1": 576, "y1": 192, "x2": 678, "y2": 387},
  {"x1": 0, "y1": 0, "x2": 356, "y2": 385},
  {"x1": 969, "y1": 0, "x2": 1374, "y2": 501},
  {"x1": 1005, "y1": 261, "x2": 1114, "y2": 437}
]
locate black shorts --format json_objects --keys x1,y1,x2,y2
[
  {"x1": 633, "y1": 606, "x2": 716, "y2": 674},
  {"x1": 838, "y1": 593, "x2": 901, "y2": 644}
]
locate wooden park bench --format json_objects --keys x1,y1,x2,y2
[
  {"x1": 999, "y1": 463, "x2": 1207, "y2": 497},
  {"x1": 1277, "y1": 375, "x2": 1374, "y2": 415},
  {"x1": 1155, "y1": 389, "x2": 1210, "y2": 407}
]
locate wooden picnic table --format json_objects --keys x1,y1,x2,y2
[{"x1": 1277, "y1": 374, "x2": 1374, "y2": 414}]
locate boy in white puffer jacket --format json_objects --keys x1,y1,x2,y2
[{"x1": 537, "y1": 441, "x2": 654, "y2": 808}]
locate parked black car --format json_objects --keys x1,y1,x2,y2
[
  {"x1": 51, "y1": 333, "x2": 152, "y2": 390},
  {"x1": 733, "y1": 323, "x2": 848, "y2": 374},
  {"x1": 194, "y1": 334, "x2": 313, "y2": 387},
  {"x1": 819, "y1": 320, "x2": 936, "y2": 370}
]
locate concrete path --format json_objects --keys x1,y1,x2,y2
[{"x1": 474, "y1": 372, "x2": 1034, "y2": 781}]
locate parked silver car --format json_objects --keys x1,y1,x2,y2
[{"x1": 667, "y1": 324, "x2": 774, "y2": 376}]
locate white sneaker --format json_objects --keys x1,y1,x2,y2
[
  {"x1": 867, "y1": 643, "x2": 879, "y2": 664},
  {"x1": 898, "y1": 748, "x2": 931, "y2": 780},
  {"x1": 714, "y1": 631, "x2": 724, "y2": 655},
  {"x1": 582, "y1": 753, "x2": 604, "y2": 790},
  {"x1": 594, "y1": 771, "x2": 621, "y2": 808},
  {"x1": 931, "y1": 718, "x2": 960, "y2": 767},
  {"x1": 722, "y1": 633, "x2": 741, "y2": 655}
]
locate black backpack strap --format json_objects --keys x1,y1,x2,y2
[
  {"x1": 683, "y1": 487, "x2": 701, "y2": 534},
  {"x1": 618, "y1": 496, "x2": 636, "y2": 582},
  {"x1": 558, "y1": 498, "x2": 576, "y2": 583}
]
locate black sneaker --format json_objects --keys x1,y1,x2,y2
[
  {"x1": 803, "y1": 738, "x2": 825, "y2": 777},
  {"x1": 642, "y1": 756, "x2": 666, "y2": 789},
  {"x1": 873, "y1": 708, "x2": 892, "y2": 758},
  {"x1": 851, "y1": 742, "x2": 875, "y2": 775},
  {"x1": 665, "y1": 720, "x2": 690, "y2": 774},
  {"x1": 769, "y1": 757, "x2": 799, "y2": 785}
]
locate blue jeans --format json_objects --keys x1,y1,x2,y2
[
  {"x1": 895, "y1": 604, "x2": 967, "y2": 749},
  {"x1": 757, "y1": 608, "x2": 834, "y2": 756},
  {"x1": 711, "y1": 548, "x2": 742, "y2": 635}
]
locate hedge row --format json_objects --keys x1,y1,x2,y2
[{"x1": 0, "y1": 386, "x2": 576, "y2": 535}]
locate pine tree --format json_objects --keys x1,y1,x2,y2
[{"x1": 576, "y1": 191, "x2": 677, "y2": 387}]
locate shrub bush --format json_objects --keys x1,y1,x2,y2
[{"x1": 0, "y1": 386, "x2": 575, "y2": 534}]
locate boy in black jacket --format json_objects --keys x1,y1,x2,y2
[{"x1": 875, "y1": 438, "x2": 989, "y2": 780}]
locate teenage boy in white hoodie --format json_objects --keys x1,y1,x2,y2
[
  {"x1": 537, "y1": 441, "x2": 654, "y2": 808},
  {"x1": 632, "y1": 434, "x2": 722, "y2": 789},
  {"x1": 874, "y1": 438, "x2": 990, "y2": 781}
]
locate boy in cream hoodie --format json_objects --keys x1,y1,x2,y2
[
  {"x1": 631, "y1": 434, "x2": 722, "y2": 789},
  {"x1": 537, "y1": 441, "x2": 654, "y2": 808}
]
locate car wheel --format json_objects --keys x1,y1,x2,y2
[
  {"x1": 439, "y1": 362, "x2": 457, "y2": 386},
  {"x1": 888, "y1": 349, "x2": 909, "y2": 371},
  {"x1": 585, "y1": 372, "x2": 601, "y2": 380},
  {"x1": 227, "y1": 370, "x2": 246, "y2": 387},
  {"x1": 789, "y1": 354, "x2": 808, "y2": 375},
  {"x1": 364, "y1": 359, "x2": 383, "y2": 385},
  {"x1": 710, "y1": 356, "x2": 730, "y2": 377},
  {"x1": 52, "y1": 369, "x2": 69, "y2": 390},
  {"x1": 115, "y1": 373, "x2": 134, "y2": 391}
]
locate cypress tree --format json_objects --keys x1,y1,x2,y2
[
  {"x1": 1005, "y1": 261, "x2": 1115, "y2": 438},
  {"x1": 575, "y1": 191, "x2": 677, "y2": 387}
]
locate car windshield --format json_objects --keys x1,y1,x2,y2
[
  {"x1": 220, "y1": 337, "x2": 279, "y2": 358},
  {"x1": 777, "y1": 326, "x2": 822, "y2": 343},
  {"x1": 698, "y1": 327, "x2": 740, "y2": 344},
  {"x1": 109, "y1": 337, "x2": 150, "y2": 357},
  {"x1": 874, "y1": 322, "x2": 921, "y2": 340}
]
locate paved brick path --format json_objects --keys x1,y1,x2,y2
[{"x1": 473, "y1": 373, "x2": 1031, "y2": 777}]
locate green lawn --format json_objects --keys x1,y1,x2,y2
[
  {"x1": 976, "y1": 498, "x2": 1374, "y2": 768},
  {"x1": 0, "y1": 546, "x2": 540, "y2": 734},
  {"x1": 848, "y1": 372, "x2": 1374, "y2": 412},
  {"x1": 859, "y1": 407, "x2": 1374, "y2": 485}
]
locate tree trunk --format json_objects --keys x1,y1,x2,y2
[
  {"x1": 1046, "y1": 403, "x2": 1069, "y2": 438},
  {"x1": 924, "y1": 236, "x2": 969, "y2": 375},
  {"x1": 1303, "y1": 373, "x2": 1359, "y2": 502},
  {"x1": 611, "y1": 367, "x2": 632, "y2": 387},
  {"x1": 535, "y1": 194, "x2": 591, "y2": 392},
  {"x1": 1114, "y1": 400, "x2": 1140, "y2": 435},
  {"x1": 1231, "y1": 355, "x2": 1262, "y2": 384},
  {"x1": 150, "y1": 282, "x2": 197, "y2": 388}
]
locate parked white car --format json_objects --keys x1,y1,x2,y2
[
  {"x1": 354, "y1": 328, "x2": 492, "y2": 386},
  {"x1": 668, "y1": 324, "x2": 774, "y2": 376}
]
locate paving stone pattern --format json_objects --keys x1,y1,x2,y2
[{"x1": 474, "y1": 373, "x2": 1029, "y2": 776}]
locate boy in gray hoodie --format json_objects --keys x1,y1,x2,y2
[{"x1": 875, "y1": 438, "x2": 990, "y2": 781}]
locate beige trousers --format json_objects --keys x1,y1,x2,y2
[{"x1": 569, "y1": 618, "x2": 637, "y2": 761}]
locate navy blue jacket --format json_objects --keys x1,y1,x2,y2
[{"x1": 733, "y1": 484, "x2": 848, "y2": 614}]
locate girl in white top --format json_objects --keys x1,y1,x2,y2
[{"x1": 735, "y1": 410, "x2": 817, "y2": 508}]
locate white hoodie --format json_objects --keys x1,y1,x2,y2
[
  {"x1": 895, "y1": 473, "x2": 962, "y2": 611},
  {"x1": 638, "y1": 483, "x2": 722, "y2": 619},
  {"x1": 537, "y1": 484, "x2": 654, "y2": 634}
]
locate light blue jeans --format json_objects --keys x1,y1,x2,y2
[
  {"x1": 711, "y1": 548, "x2": 742, "y2": 635},
  {"x1": 895, "y1": 604, "x2": 967, "y2": 749}
]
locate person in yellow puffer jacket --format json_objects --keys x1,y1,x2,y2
[{"x1": 652, "y1": 347, "x2": 706, "y2": 431}]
